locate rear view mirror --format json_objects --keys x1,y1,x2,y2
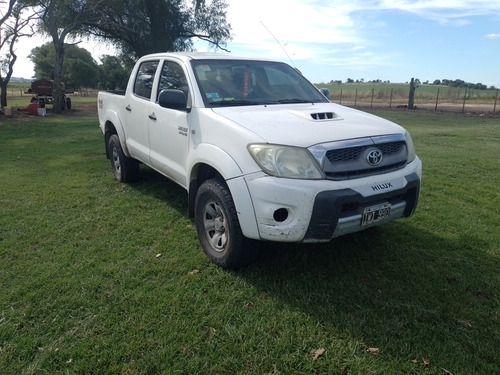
[
  {"x1": 319, "y1": 88, "x2": 331, "y2": 100},
  {"x1": 158, "y1": 89, "x2": 188, "y2": 111}
]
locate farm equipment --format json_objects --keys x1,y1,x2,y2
[{"x1": 26, "y1": 79, "x2": 72, "y2": 110}]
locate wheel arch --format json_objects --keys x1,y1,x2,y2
[
  {"x1": 102, "y1": 112, "x2": 130, "y2": 158},
  {"x1": 187, "y1": 149, "x2": 260, "y2": 240}
]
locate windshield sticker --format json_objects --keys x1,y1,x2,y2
[{"x1": 206, "y1": 92, "x2": 220, "y2": 99}]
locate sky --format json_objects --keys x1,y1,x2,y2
[{"x1": 2, "y1": 0, "x2": 500, "y2": 87}]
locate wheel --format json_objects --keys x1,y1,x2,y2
[
  {"x1": 66, "y1": 97, "x2": 71, "y2": 110},
  {"x1": 108, "y1": 134, "x2": 140, "y2": 182},
  {"x1": 195, "y1": 178, "x2": 259, "y2": 269}
]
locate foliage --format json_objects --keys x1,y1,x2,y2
[
  {"x1": 0, "y1": 109, "x2": 498, "y2": 374},
  {"x1": 29, "y1": 42, "x2": 98, "y2": 89},
  {"x1": 84, "y1": 0, "x2": 232, "y2": 57},
  {"x1": 438, "y1": 78, "x2": 489, "y2": 90},
  {"x1": 337, "y1": 78, "x2": 494, "y2": 90},
  {"x1": 97, "y1": 55, "x2": 132, "y2": 90}
]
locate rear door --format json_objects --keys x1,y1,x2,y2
[{"x1": 124, "y1": 59, "x2": 159, "y2": 163}]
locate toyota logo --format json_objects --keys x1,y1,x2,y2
[{"x1": 367, "y1": 148, "x2": 383, "y2": 166}]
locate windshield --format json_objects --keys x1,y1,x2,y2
[{"x1": 191, "y1": 59, "x2": 328, "y2": 107}]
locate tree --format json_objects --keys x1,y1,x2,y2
[
  {"x1": 23, "y1": 0, "x2": 107, "y2": 113},
  {"x1": 29, "y1": 42, "x2": 98, "y2": 89},
  {"x1": 84, "y1": 0, "x2": 232, "y2": 58},
  {"x1": 1, "y1": 1, "x2": 36, "y2": 108},
  {"x1": 97, "y1": 54, "x2": 131, "y2": 90}
]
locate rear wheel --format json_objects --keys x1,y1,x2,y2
[
  {"x1": 108, "y1": 134, "x2": 140, "y2": 182},
  {"x1": 195, "y1": 178, "x2": 259, "y2": 269}
]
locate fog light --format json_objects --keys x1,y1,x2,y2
[{"x1": 273, "y1": 208, "x2": 289, "y2": 222}]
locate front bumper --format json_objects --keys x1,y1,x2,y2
[
  {"x1": 243, "y1": 158, "x2": 421, "y2": 242},
  {"x1": 303, "y1": 172, "x2": 420, "y2": 241}
]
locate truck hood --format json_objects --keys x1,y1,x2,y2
[{"x1": 212, "y1": 103, "x2": 405, "y2": 147}]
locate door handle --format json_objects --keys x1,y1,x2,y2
[
  {"x1": 148, "y1": 112, "x2": 157, "y2": 121},
  {"x1": 125, "y1": 105, "x2": 132, "y2": 112}
]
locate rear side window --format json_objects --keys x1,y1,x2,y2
[{"x1": 134, "y1": 60, "x2": 159, "y2": 99}]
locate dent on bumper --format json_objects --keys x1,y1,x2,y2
[{"x1": 245, "y1": 170, "x2": 421, "y2": 243}]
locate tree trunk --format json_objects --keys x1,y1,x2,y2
[
  {"x1": 52, "y1": 42, "x2": 65, "y2": 114},
  {"x1": 1, "y1": 83, "x2": 7, "y2": 108}
]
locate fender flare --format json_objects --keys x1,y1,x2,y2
[
  {"x1": 101, "y1": 109, "x2": 132, "y2": 158},
  {"x1": 187, "y1": 144, "x2": 260, "y2": 240}
]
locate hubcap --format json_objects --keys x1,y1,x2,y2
[
  {"x1": 203, "y1": 200, "x2": 228, "y2": 252},
  {"x1": 112, "y1": 147, "x2": 121, "y2": 177}
]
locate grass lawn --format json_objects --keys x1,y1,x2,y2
[{"x1": 0, "y1": 109, "x2": 499, "y2": 374}]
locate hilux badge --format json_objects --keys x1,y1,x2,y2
[{"x1": 367, "y1": 148, "x2": 383, "y2": 166}]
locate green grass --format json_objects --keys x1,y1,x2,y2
[{"x1": 0, "y1": 111, "x2": 499, "y2": 374}]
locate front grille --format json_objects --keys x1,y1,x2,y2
[
  {"x1": 309, "y1": 135, "x2": 408, "y2": 181},
  {"x1": 326, "y1": 141, "x2": 404, "y2": 163}
]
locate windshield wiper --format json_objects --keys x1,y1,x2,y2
[
  {"x1": 209, "y1": 99, "x2": 264, "y2": 106},
  {"x1": 276, "y1": 98, "x2": 313, "y2": 104}
]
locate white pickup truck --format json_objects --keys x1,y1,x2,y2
[{"x1": 98, "y1": 52, "x2": 422, "y2": 269}]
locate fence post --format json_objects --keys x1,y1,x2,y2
[
  {"x1": 408, "y1": 78, "x2": 416, "y2": 109},
  {"x1": 340, "y1": 89, "x2": 342, "y2": 105},
  {"x1": 389, "y1": 88, "x2": 393, "y2": 108},
  {"x1": 462, "y1": 88, "x2": 467, "y2": 113},
  {"x1": 370, "y1": 88, "x2": 374, "y2": 108},
  {"x1": 354, "y1": 89, "x2": 358, "y2": 107},
  {"x1": 435, "y1": 88, "x2": 440, "y2": 111},
  {"x1": 494, "y1": 89, "x2": 498, "y2": 113}
]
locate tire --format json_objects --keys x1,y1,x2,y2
[
  {"x1": 108, "y1": 134, "x2": 140, "y2": 182},
  {"x1": 195, "y1": 178, "x2": 259, "y2": 269},
  {"x1": 66, "y1": 97, "x2": 72, "y2": 110}
]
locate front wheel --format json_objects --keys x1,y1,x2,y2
[
  {"x1": 195, "y1": 179, "x2": 259, "y2": 269},
  {"x1": 108, "y1": 134, "x2": 140, "y2": 182}
]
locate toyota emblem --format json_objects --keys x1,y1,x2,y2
[{"x1": 367, "y1": 148, "x2": 383, "y2": 166}]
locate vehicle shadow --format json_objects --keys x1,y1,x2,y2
[
  {"x1": 235, "y1": 221, "x2": 499, "y2": 371},
  {"x1": 128, "y1": 165, "x2": 188, "y2": 216}
]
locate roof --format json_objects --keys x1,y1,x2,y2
[{"x1": 137, "y1": 51, "x2": 280, "y2": 63}]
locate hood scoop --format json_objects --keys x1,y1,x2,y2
[{"x1": 289, "y1": 109, "x2": 343, "y2": 122}]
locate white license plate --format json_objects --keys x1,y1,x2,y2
[{"x1": 361, "y1": 203, "x2": 391, "y2": 226}]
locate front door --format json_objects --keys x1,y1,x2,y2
[{"x1": 148, "y1": 60, "x2": 191, "y2": 188}]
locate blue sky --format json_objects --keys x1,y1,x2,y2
[
  {"x1": 195, "y1": 0, "x2": 500, "y2": 87},
  {"x1": 4, "y1": 0, "x2": 500, "y2": 87}
]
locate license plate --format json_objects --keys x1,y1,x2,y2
[{"x1": 361, "y1": 203, "x2": 391, "y2": 226}]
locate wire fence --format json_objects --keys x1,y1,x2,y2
[{"x1": 326, "y1": 86, "x2": 499, "y2": 114}]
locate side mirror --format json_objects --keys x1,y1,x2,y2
[
  {"x1": 158, "y1": 89, "x2": 188, "y2": 111},
  {"x1": 319, "y1": 88, "x2": 331, "y2": 100}
]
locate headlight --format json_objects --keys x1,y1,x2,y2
[
  {"x1": 405, "y1": 131, "x2": 416, "y2": 163},
  {"x1": 248, "y1": 144, "x2": 324, "y2": 179}
]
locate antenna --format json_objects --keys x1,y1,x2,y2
[{"x1": 260, "y1": 21, "x2": 297, "y2": 68}]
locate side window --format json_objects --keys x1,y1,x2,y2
[
  {"x1": 157, "y1": 61, "x2": 189, "y2": 101},
  {"x1": 134, "y1": 60, "x2": 159, "y2": 99}
]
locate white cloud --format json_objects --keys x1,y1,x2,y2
[{"x1": 485, "y1": 33, "x2": 500, "y2": 40}]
